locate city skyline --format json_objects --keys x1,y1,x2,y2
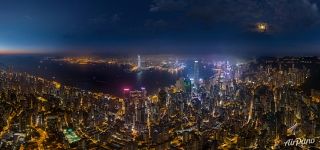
[
  {"x1": 0, "y1": 55, "x2": 319, "y2": 149},
  {"x1": 0, "y1": 0, "x2": 320, "y2": 149}
]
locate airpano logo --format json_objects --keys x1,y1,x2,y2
[{"x1": 284, "y1": 138, "x2": 316, "y2": 147}]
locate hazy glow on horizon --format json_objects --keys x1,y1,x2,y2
[{"x1": 0, "y1": 49, "x2": 41, "y2": 54}]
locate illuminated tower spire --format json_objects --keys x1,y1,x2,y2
[{"x1": 137, "y1": 55, "x2": 141, "y2": 70}]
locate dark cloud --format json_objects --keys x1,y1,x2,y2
[
  {"x1": 89, "y1": 13, "x2": 121, "y2": 25},
  {"x1": 145, "y1": 19, "x2": 168, "y2": 29},
  {"x1": 110, "y1": 14, "x2": 121, "y2": 23},
  {"x1": 150, "y1": 0, "x2": 320, "y2": 33},
  {"x1": 150, "y1": 0, "x2": 188, "y2": 12}
]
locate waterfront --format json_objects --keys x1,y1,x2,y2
[
  {"x1": 0, "y1": 55, "x2": 214, "y2": 96},
  {"x1": 1, "y1": 0, "x2": 320, "y2": 148},
  {"x1": 0, "y1": 56, "x2": 319, "y2": 149}
]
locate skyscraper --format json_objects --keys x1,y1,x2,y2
[
  {"x1": 129, "y1": 90, "x2": 147, "y2": 132},
  {"x1": 194, "y1": 60, "x2": 200, "y2": 87},
  {"x1": 184, "y1": 78, "x2": 192, "y2": 95},
  {"x1": 137, "y1": 55, "x2": 141, "y2": 70}
]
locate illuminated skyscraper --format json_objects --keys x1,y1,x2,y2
[
  {"x1": 129, "y1": 89, "x2": 147, "y2": 132},
  {"x1": 138, "y1": 55, "x2": 141, "y2": 70},
  {"x1": 194, "y1": 60, "x2": 199, "y2": 86},
  {"x1": 123, "y1": 88, "x2": 130, "y2": 99},
  {"x1": 184, "y1": 78, "x2": 192, "y2": 95},
  {"x1": 158, "y1": 89, "x2": 167, "y2": 107}
]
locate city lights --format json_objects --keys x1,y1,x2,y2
[
  {"x1": 0, "y1": 0, "x2": 319, "y2": 149},
  {"x1": 0, "y1": 56, "x2": 319, "y2": 149},
  {"x1": 63, "y1": 128, "x2": 81, "y2": 144}
]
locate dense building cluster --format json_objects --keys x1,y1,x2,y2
[{"x1": 0, "y1": 57, "x2": 319, "y2": 149}]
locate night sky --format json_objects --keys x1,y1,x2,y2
[{"x1": 0, "y1": 0, "x2": 320, "y2": 55}]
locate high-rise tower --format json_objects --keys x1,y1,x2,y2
[
  {"x1": 194, "y1": 60, "x2": 199, "y2": 86},
  {"x1": 137, "y1": 55, "x2": 141, "y2": 70}
]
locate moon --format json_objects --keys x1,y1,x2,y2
[{"x1": 256, "y1": 22, "x2": 268, "y2": 32}]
